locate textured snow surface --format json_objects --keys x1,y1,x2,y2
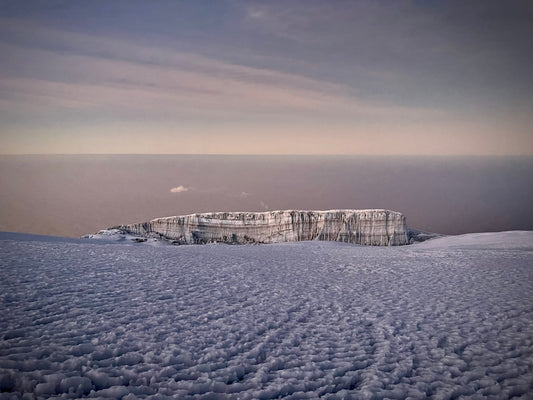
[{"x1": 1, "y1": 231, "x2": 533, "y2": 399}]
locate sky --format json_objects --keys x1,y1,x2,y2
[{"x1": 0, "y1": 0, "x2": 532, "y2": 155}]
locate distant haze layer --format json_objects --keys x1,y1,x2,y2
[{"x1": 0, "y1": 155, "x2": 532, "y2": 237}]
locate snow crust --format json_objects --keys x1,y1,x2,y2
[{"x1": 1, "y1": 231, "x2": 532, "y2": 399}]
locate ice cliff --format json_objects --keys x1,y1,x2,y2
[{"x1": 115, "y1": 209, "x2": 409, "y2": 246}]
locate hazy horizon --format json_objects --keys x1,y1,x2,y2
[
  {"x1": 5, "y1": 153, "x2": 532, "y2": 156},
  {"x1": 1, "y1": 154, "x2": 532, "y2": 238}
]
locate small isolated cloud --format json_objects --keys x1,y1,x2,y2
[
  {"x1": 260, "y1": 201, "x2": 269, "y2": 210},
  {"x1": 170, "y1": 185, "x2": 189, "y2": 193},
  {"x1": 247, "y1": 8, "x2": 265, "y2": 19},
  {"x1": 240, "y1": 191, "x2": 253, "y2": 198}
]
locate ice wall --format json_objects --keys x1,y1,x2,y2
[{"x1": 117, "y1": 209, "x2": 409, "y2": 246}]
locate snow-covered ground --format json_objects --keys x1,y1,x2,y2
[{"x1": 1, "y1": 231, "x2": 532, "y2": 399}]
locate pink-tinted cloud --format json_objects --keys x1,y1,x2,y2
[
  {"x1": 170, "y1": 185, "x2": 189, "y2": 193},
  {"x1": 0, "y1": 19, "x2": 443, "y2": 121}
]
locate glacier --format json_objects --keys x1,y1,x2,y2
[
  {"x1": 114, "y1": 209, "x2": 409, "y2": 246},
  {"x1": 1, "y1": 231, "x2": 532, "y2": 399}
]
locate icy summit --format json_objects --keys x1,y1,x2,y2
[{"x1": 110, "y1": 209, "x2": 409, "y2": 246}]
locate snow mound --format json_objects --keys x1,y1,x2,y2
[
  {"x1": 413, "y1": 230, "x2": 533, "y2": 250},
  {"x1": 1, "y1": 231, "x2": 532, "y2": 399}
]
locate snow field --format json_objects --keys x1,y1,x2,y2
[{"x1": 1, "y1": 232, "x2": 532, "y2": 399}]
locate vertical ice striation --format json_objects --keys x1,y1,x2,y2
[{"x1": 117, "y1": 209, "x2": 409, "y2": 246}]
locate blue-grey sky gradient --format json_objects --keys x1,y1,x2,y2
[{"x1": 1, "y1": 0, "x2": 532, "y2": 154}]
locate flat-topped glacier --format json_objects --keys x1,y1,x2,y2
[{"x1": 115, "y1": 209, "x2": 409, "y2": 246}]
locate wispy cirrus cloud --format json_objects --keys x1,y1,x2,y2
[
  {"x1": 0, "y1": 18, "x2": 443, "y2": 122},
  {"x1": 1, "y1": 2, "x2": 531, "y2": 156}
]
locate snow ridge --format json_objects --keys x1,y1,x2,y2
[{"x1": 116, "y1": 209, "x2": 409, "y2": 246}]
